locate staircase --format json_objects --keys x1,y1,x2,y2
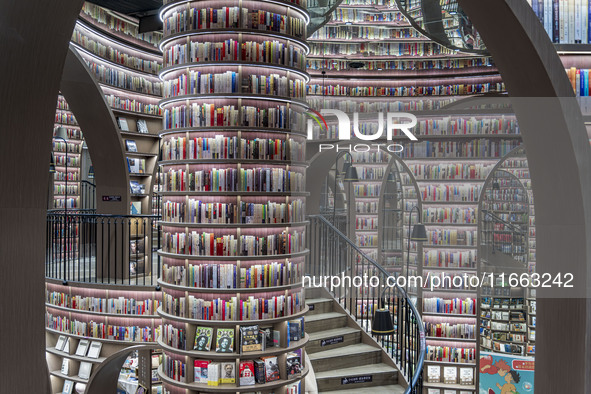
[{"x1": 306, "y1": 287, "x2": 405, "y2": 393}]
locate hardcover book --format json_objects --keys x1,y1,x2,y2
[
  {"x1": 125, "y1": 140, "x2": 138, "y2": 152},
  {"x1": 286, "y1": 350, "x2": 302, "y2": 378},
  {"x1": 117, "y1": 117, "x2": 129, "y2": 131},
  {"x1": 240, "y1": 325, "x2": 261, "y2": 352},
  {"x1": 137, "y1": 119, "x2": 149, "y2": 133},
  {"x1": 262, "y1": 356, "x2": 280, "y2": 382},
  {"x1": 75, "y1": 339, "x2": 89, "y2": 357},
  {"x1": 443, "y1": 366, "x2": 457, "y2": 384},
  {"x1": 194, "y1": 360, "x2": 210, "y2": 383},
  {"x1": 239, "y1": 360, "x2": 255, "y2": 386},
  {"x1": 60, "y1": 358, "x2": 69, "y2": 376},
  {"x1": 459, "y1": 367, "x2": 474, "y2": 385},
  {"x1": 215, "y1": 328, "x2": 234, "y2": 353},
  {"x1": 194, "y1": 327, "x2": 214, "y2": 351},
  {"x1": 427, "y1": 365, "x2": 441, "y2": 383},
  {"x1": 253, "y1": 359, "x2": 266, "y2": 384},
  {"x1": 207, "y1": 362, "x2": 221, "y2": 386},
  {"x1": 55, "y1": 335, "x2": 68, "y2": 352},
  {"x1": 87, "y1": 341, "x2": 102, "y2": 359},
  {"x1": 221, "y1": 361, "x2": 235, "y2": 384},
  {"x1": 78, "y1": 362, "x2": 92, "y2": 380}
]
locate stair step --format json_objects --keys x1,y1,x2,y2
[
  {"x1": 306, "y1": 297, "x2": 334, "y2": 314},
  {"x1": 315, "y1": 363, "x2": 398, "y2": 391},
  {"x1": 305, "y1": 312, "x2": 348, "y2": 333},
  {"x1": 309, "y1": 344, "x2": 382, "y2": 373},
  {"x1": 307, "y1": 327, "x2": 362, "y2": 353},
  {"x1": 319, "y1": 385, "x2": 405, "y2": 393}
]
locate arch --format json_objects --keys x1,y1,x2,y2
[
  {"x1": 458, "y1": 0, "x2": 591, "y2": 391},
  {"x1": 84, "y1": 344, "x2": 158, "y2": 394},
  {"x1": 0, "y1": 1, "x2": 85, "y2": 393},
  {"x1": 60, "y1": 45, "x2": 130, "y2": 215}
]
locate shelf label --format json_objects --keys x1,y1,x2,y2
[
  {"x1": 102, "y1": 195, "x2": 122, "y2": 202},
  {"x1": 321, "y1": 336, "x2": 343, "y2": 347},
  {"x1": 309, "y1": 304, "x2": 315, "y2": 310},
  {"x1": 341, "y1": 375, "x2": 372, "y2": 385}
]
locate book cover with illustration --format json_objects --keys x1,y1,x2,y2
[{"x1": 479, "y1": 352, "x2": 534, "y2": 393}]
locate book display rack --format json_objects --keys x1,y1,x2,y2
[
  {"x1": 71, "y1": 3, "x2": 164, "y2": 215},
  {"x1": 158, "y1": 0, "x2": 309, "y2": 392},
  {"x1": 45, "y1": 280, "x2": 162, "y2": 394}
]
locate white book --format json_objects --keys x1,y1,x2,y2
[
  {"x1": 62, "y1": 379, "x2": 74, "y2": 394},
  {"x1": 584, "y1": 0, "x2": 589, "y2": 43},
  {"x1": 459, "y1": 367, "x2": 474, "y2": 385},
  {"x1": 75, "y1": 339, "x2": 90, "y2": 357},
  {"x1": 443, "y1": 366, "x2": 457, "y2": 384},
  {"x1": 570, "y1": 0, "x2": 576, "y2": 43},
  {"x1": 427, "y1": 365, "x2": 441, "y2": 383},
  {"x1": 61, "y1": 358, "x2": 70, "y2": 376},
  {"x1": 118, "y1": 117, "x2": 129, "y2": 131},
  {"x1": 87, "y1": 341, "x2": 102, "y2": 359},
  {"x1": 576, "y1": 0, "x2": 582, "y2": 42},
  {"x1": 55, "y1": 335, "x2": 68, "y2": 351},
  {"x1": 560, "y1": 0, "x2": 566, "y2": 42},
  {"x1": 78, "y1": 362, "x2": 93, "y2": 380}
]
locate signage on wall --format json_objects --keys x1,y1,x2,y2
[
  {"x1": 102, "y1": 195, "x2": 122, "y2": 202},
  {"x1": 309, "y1": 304, "x2": 315, "y2": 310},
  {"x1": 341, "y1": 375, "x2": 372, "y2": 385},
  {"x1": 321, "y1": 336, "x2": 344, "y2": 347}
]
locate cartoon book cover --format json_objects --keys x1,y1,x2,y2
[{"x1": 479, "y1": 352, "x2": 534, "y2": 394}]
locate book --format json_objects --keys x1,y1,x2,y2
[
  {"x1": 87, "y1": 341, "x2": 102, "y2": 359},
  {"x1": 253, "y1": 359, "x2": 266, "y2": 384},
  {"x1": 75, "y1": 339, "x2": 90, "y2": 357},
  {"x1": 427, "y1": 389, "x2": 441, "y2": 394},
  {"x1": 62, "y1": 379, "x2": 74, "y2": 394},
  {"x1": 194, "y1": 326, "x2": 214, "y2": 351},
  {"x1": 194, "y1": 360, "x2": 210, "y2": 383},
  {"x1": 63, "y1": 339, "x2": 70, "y2": 354},
  {"x1": 130, "y1": 181, "x2": 145, "y2": 195},
  {"x1": 459, "y1": 367, "x2": 474, "y2": 385},
  {"x1": 78, "y1": 362, "x2": 92, "y2": 380},
  {"x1": 137, "y1": 119, "x2": 149, "y2": 133},
  {"x1": 286, "y1": 350, "x2": 302, "y2": 378},
  {"x1": 427, "y1": 365, "x2": 440, "y2": 383},
  {"x1": 125, "y1": 140, "x2": 138, "y2": 152},
  {"x1": 130, "y1": 201, "x2": 141, "y2": 215},
  {"x1": 221, "y1": 361, "x2": 236, "y2": 384},
  {"x1": 240, "y1": 325, "x2": 261, "y2": 353},
  {"x1": 443, "y1": 366, "x2": 457, "y2": 384},
  {"x1": 287, "y1": 318, "x2": 303, "y2": 344},
  {"x1": 215, "y1": 328, "x2": 234, "y2": 353},
  {"x1": 61, "y1": 358, "x2": 70, "y2": 375},
  {"x1": 262, "y1": 356, "x2": 280, "y2": 382},
  {"x1": 239, "y1": 360, "x2": 255, "y2": 386},
  {"x1": 117, "y1": 117, "x2": 129, "y2": 131},
  {"x1": 55, "y1": 335, "x2": 68, "y2": 351},
  {"x1": 127, "y1": 158, "x2": 146, "y2": 174},
  {"x1": 207, "y1": 362, "x2": 221, "y2": 386}
]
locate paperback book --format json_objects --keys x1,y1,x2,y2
[
  {"x1": 194, "y1": 326, "x2": 214, "y2": 351},
  {"x1": 216, "y1": 328, "x2": 234, "y2": 353}
]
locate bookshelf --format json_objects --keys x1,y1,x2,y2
[
  {"x1": 71, "y1": 4, "x2": 164, "y2": 215},
  {"x1": 158, "y1": 0, "x2": 309, "y2": 392},
  {"x1": 44, "y1": 280, "x2": 162, "y2": 394}
]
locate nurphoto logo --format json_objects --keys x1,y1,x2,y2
[{"x1": 306, "y1": 109, "x2": 418, "y2": 153}]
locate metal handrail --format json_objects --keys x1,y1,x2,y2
[
  {"x1": 482, "y1": 209, "x2": 525, "y2": 233},
  {"x1": 307, "y1": 214, "x2": 425, "y2": 393}
]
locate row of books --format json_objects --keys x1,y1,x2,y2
[
  {"x1": 57, "y1": 95, "x2": 70, "y2": 110},
  {"x1": 311, "y1": 27, "x2": 441, "y2": 42},
  {"x1": 307, "y1": 57, "x2": 494, "y2": 71},
  {"x1": 163, "y1": 39, "x2": 306, "y2": 70},
  {"x1": 55, "y1": 111, "x2": 78, "y2": 126},
  {"x1": 414, "y1": 116, "x2": 519, "y2": 136},
  {"x1": 53, "y1": 197, "x2": 79, "y2": 209},
  {"x1": 330, "y1": 9, "x2": 406, "y2": 23},
  {"x1": 353, "y1": 184, "x2": 381, "y2": 197},
  {"x1": 53, "y1": 185, "x2": 79, "y2": 195},
  {"x1": 356, "y1": 217, "x2": 378, "y2": 230},
  {"x1": 162, "y1": 168, "x2": 305, "y2": 193},
  {"x1": 46, "y1": 311, "x2": 157, "y2": 342},
  {"x1": 423, "y1": 297, "x2": 476, "y2": 315},
  {"x1": 46, "y1": 291, "x2": 160, "y2": 315},
  {"x1": 161, "y1": 260, "x2": 302, "y2": 289},
  {"x1": 81, "y1": 3, "x2": 161, "y2": 47},
  {"x1": 424, "y1": 228, "x2": 477, "y2": 246},
  {"x1": 163, "y1": 8, "x2": 306, "y2": 38},
  {"x1": 306, "y1": 96, "x2": 456, "y2": 113},
  {"x1": 421, "y1": 206, "x2": 477, "y2": 224},
  {"x1": 426, "y1": 364, "x2": 475, "y2": 386},
  {"x1": 420, "y1": 184, "x2": 482, "y2": 202},
  {"x1": 163, "y1": 103, "x2": 304, "y2": 130},
  {"x1": 161, "y1": 199, "x2": 306, "y2": 224},
  {"x1": 54, "y1": 171, "x2": 80, "y2": 181},
  {"x1": 84, "y1": 58, "x2": 161, "y2": 96},
  {"x1": 53, "y1": 155, "x2": 80, "y2": 166},
  {"x1": 161, "y1": 135, "x2": 305, "y2": 161},
  {"x1": 117, "y1": 117, "x2": 150, "y2": 133},
  {"x1": 400, "y1": 139, "x2": 522, "y2": 159},
  {"x1": 528, "y1": 0, "x2": 591, "y2": 44},
  {"x1": 408, "y1": 163, "x2": 494, "y2": 180},
  {"x1": 53, "y1": 140, "x2": 82, "y2": 153},
  {"x1": 355, "y1": 166, "x2": 385, "y2": 179},
  {"x1": 356, "y1": 234, "x2": 378, "y2": 247},
  {"x1": 72, "y1": 26, "x2": 162, "y2": 75},
  {"x1": 307, "y1": 83, "x2": 506, "y2": 97},
  {"x1": 424, "y1": 322, "x2": 476, "y2": 339},
  {"x1": 105, "y1": 94, "x2": 162, "y2": 116},
  {"x1": 424, "y1": 250, "x2": 476, "y2": 268},
  {"x1": 163, "y1": 229, "x2": 305, "y2": 256},
  {"x1": 356, "y1": 201, "x2": 379, "y2": 213},
  {"x1": 426, "y1": 345, "x2": 476, "y2": 363}
]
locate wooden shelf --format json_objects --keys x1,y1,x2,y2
[
  {"x1": 157, "y1": 279, "x2": 303, "y2": 294},
  {"x1": 45, "y1": 303, "x2": 159, "y2": 319}
]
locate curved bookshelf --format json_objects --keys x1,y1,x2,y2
[{"x1": 158, "y1": 0, "x2": 309, "y2": 390}]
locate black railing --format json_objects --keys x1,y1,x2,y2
[
  {"x1": 306, "y1": 215, "x2": 425, "y2": 393},
  {"x1": 46, "y1": 210, "x2": 161, "y2": 286},
  {"x1": 481, "y1": 209, "x2": 527, "y2": 261}
]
